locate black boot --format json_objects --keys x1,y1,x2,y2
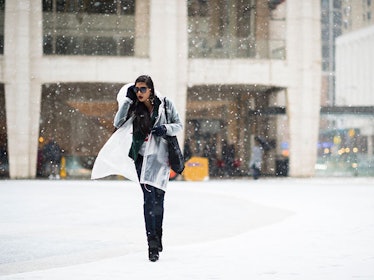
[
  {"x1": 156, "y1": 229, "x2": 163, "y2": 252},
  {"x1": 147, "y1": 236, "x2": 159, "y2": 262}
]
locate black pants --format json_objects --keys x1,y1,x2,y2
[
  {"x1": 251, "y1": 164, "x2": 261, "y2": 180},
  {"x1": 135, "y1": 155, "x2": 165, "y2": 240}
]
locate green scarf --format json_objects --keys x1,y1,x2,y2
[{"x1": 129, "y1": 98, "x2": 160, "y2": 161}]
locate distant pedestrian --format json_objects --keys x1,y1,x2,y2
[
  {"x1": 222, "y1": 141, "x2": 235, "y2": 176},
  {"x1": 42, "y1": 139, "x2": 62, "y2": 179},
  {"x1": 249, "y1": 136, "x2": 263, "y2": 180}
]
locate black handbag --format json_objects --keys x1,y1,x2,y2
[{"x1": 164, "y1": 98, "x2": 185, "y2": 174}]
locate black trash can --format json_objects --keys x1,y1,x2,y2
[{"x1": 275, "y1": 158, "x2": 289, "y2": 176}]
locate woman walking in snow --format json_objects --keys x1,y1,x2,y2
[{"x1": 92, "y1": 75, "x2": 183, "y2": 262}]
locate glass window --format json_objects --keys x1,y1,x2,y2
[
  {"x1": 188, "y1": 0, "x2": 284, "y2": 59},
  {"x1": 55, "y1": 36, "x2": 81, "y2": 55},
  {"x1": 236, "y1": 0, "x2": 255, "y2": 38},
  {"x1": 43, "y1": 0, "x2": 135, "y2": 14},
  {"x1": 188, "y1": 0, "x2": 208, "y2": 17},
  {"x1": 322, "y1": 45, "x2": 330, "y2": 71},
  {"x1": 333, "y1": 0, "x2": 342, "y2": 9},
  {"x1": 42, "y1": 0, "x2": 139, "y2": 56}
]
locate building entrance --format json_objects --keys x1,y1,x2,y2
[
  {"x1": 185, "y1": 85, "x2": 286, "y2": 177},
  {"x1": 38, "y1": 83, "x2": 122, "y2": 178}
]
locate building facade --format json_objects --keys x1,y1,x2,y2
[
  {"x1": 336, "y1": 25, "x2": 374, "y2": 106},
  {"x1": 316, "y1": 0, "x2": 374, "y2": 177},
  {"x1": 320, "y1": 0, "x2": 374, "y2": 106},
  {"x1": 341, "y1": 0, "x2": 374, "y2": 33},
  {"x1": 0, "y1": 0, "x2": 321, "y2": 179}
]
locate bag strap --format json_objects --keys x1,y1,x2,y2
[{"x1": 164, "y1": 97, "x2": 169, "y2": 124}]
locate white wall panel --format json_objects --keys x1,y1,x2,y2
[{"x1": 336, "y1": 25, "x2": 374, "y2": 106}]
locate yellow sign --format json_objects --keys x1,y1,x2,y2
[
  {"x1": 183, "y1": 157, "x2": 209, "y2": 181},
  {"x1": 60, "y1": 156, "x2": 67, "y2": 178}
]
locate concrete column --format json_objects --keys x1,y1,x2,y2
[
  {"x1": 4, "y1": 0, "x2": 42, "y2": 178},
  {"x1": 149, "y1": 0, "x2": 188, "y2": 144},
  {"x1": 286, "y1": 1, "x2": 322, "y2": 176},
  {"x1": 134, "y1": 0, "x2": 149, "y2": 57}
]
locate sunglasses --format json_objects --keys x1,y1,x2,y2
[{"x1": 133, "y1": 87, "x2": 148, "y2": 94}]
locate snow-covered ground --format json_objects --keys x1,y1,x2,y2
[{"x1": 0, "y1": 177, "x2": 373, "y2": 280}]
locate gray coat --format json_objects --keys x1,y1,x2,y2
[
  {"x1": 92, "y1": 83, "x2": 183, "y2": 190},
  {"x1": 249, "y1": 145, "x2": 263, "y2": 169}
]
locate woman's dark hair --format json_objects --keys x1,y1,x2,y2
[
  {"x1": 130, "y1": 75, "x2": 155, "y2": 136},
  {"x1": 135, "y1": 75, "x2": 155, "y2": 99}
]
